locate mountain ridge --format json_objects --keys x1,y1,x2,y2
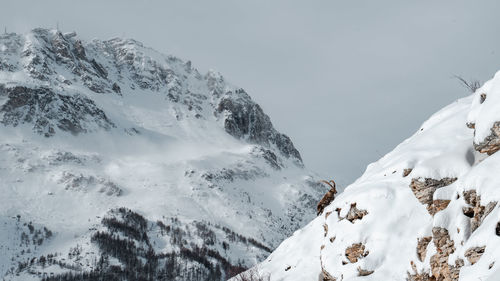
[
  {"x1": 239, "y1": 72, "x2": 500, "y2": 281},
  {"x1": 0, "y1": 28, "x2": 323, "y2": 280}
]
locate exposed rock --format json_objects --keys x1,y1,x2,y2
[
  {"x1": 464, "y1": 246, "x2": 485, "y2": 265},
  {"x1": 58, "y1": 172, "x2": 122, "y2": 196},
  {"x1": 51, "y1": 32, "x2": 74, "y2": 62},
  {"x1": 417, "y1": 236, "x2": 432, "y2": 262},
  {"x1": 58, "y1": 172, "x2": 96, "y2": 191},
  {"x1": 409, "y1": 177, "x2": 457, "y2": 215},
  {"x1": 325, "y1": 211, "x2": 332, "y2": 219},
  {"x1": 73, "y1": 40, "x2": 86, "y2": 60},
  {"x1": 432, "y1": 227, "x2": 455, "y2": 256},
  {"x1": 346, "y1": 203, "x2": 368, "y2": 223},
  {"x1": 410, "y1": 178, "x2": 457, "y2": 206},
  {"x1": 323, "y1": 223, "x2": 329, "y2": 237},
  {"x1": 430, "y1": 227, "x2": 463, "y2": 281},
  {"x1": 46, "y1": 151, "x2": 84, "y2": 165},
  {"x1": 0, "y1": 86, "x2": 115, "y2": 137},
  {"x1": 345, "y1": 243, "x2": 369, "y2": 263},
  {"x1": 25, "y1": 29, "x2": 111, "y2": 92},
  {"x1": 403, "y1": 168, "x2": 413, "y2": 177},
  {"x1": 462, "y1": 190, "x2": 497, "y2": 232},
  {"x1": 317, "y1": 180, "x2": 337, "y2": 215},
  {"x1": 112, "y1": 83, "x2": 121, "y2": 94},
  {"x1": 427, "y1": 200, "x2": 451, "y2": 216},
  {"x1": 480, "y1": 93, "x2": 487, "y2": 104},
  {"x1": 98, "y1": 180, "x2": 123, "y2": 196},
  {"x1": 320, "y1": 269, "x2": 336, "y2": 281},
  {"x1": 473, "y1": 121, "x2": 500, "y2": 155},
  {"x1": 463, "y1": 190, "x2": 480, "y2": 206},
  {"x1": 201, "y1": 166, "x2": 268, "y2": 185},
  {"x1": 448, "y1": 260, "x2": 464, "y2": 281},
  {"x1": 45, "y1": 151, "x2": 100, "y2": 166},
  {"x1": 496, "y1": 222, "x2": 500, "y2": 236},
  {"x1": 251, "y1": 146, "x2": 282, "y2": 170},
  {"x1": 216, "y1": 89, "x2": 302, "y2": 163},
  {"x1": 90, "y1": 59, "x2": 107, "y2": 79}
]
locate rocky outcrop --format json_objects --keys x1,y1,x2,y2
[
  {"x1": 464, "y1": 246, "x2": 485, "y2": 265},
  {"x1": 417, "y1": 236, "x2": 432, "y2": 262},
  {"x1": 22, "y1": 29, "x2": 111, "y2": 92},
  {"x1": 403, "y1": 168, "x2": 413, "y2": 177},
  {"x1": 0, "y1": 86, "x2": 115, "y2": 136},
  {"x1": 473, "y1": 121, "x2": 500, "y2": 155},
  {"x1": 320, "y1": 268, "x2": 336, "y2": 281},
  {"x1": 345, "y1": 243, "x2": 369, "y2": 263},
  {"x1": 345, "y1": 203, "x2": 368, "y2": 223},
  {"x1": 462, "y1": 190, "x2": 497, "y2": 232},
  {"x1": 409, "y1": 229, "x2": 463, "y2": 281},
  {"x1": 323, "y1": 223, "x2": 329, "y2": 237},
  {"x1": 430, "y1": 227, "x2": 462, "y2": 281},
  {"x1": 410, "y1": 178, "x2": 457, "y2": 215},
  {"x1": 217, "y1": 89, "x2": 302, "y2": 163},
  {"x1": 251, "y1": 147, "x2": 283, "y2": 170},
  {"x1": 428, "y1": 200, "x2": 451, "y2": 216},
  {"x1": 2, "y1": 29, "x2": 304, "y2": 165},
  {"x1": 58, "y1": 172, "x2": 122, "y2": 196}
]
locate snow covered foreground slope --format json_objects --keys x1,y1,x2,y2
[
  {"x1": 242, "y1": 74, "x2": 500, "y2": 281},
  {"x1": 0, "y1": 29, "x2": 325, "y2": 280}
]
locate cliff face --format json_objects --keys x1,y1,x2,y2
[
  {"x1": 243, "y1": 72, "x2": 500, "y2": 281},
  {"x1": 0, "y1": 29, "x2": 324, "y2": 280}
]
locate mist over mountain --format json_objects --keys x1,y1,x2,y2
[{"x1": 0, "y1": 28, "x2": 325, "y2": 281}]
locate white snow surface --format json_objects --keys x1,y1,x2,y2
[
  {"x1": 241, "y1": 74, "x2": 500, "y2": 280},
  {"x1": 0, "y1": 29, "x2": 325, "y2": 279}
]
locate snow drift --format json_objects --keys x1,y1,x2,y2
[{"x1": 242, "y1": 73, "x2": 500, "y2": 281}]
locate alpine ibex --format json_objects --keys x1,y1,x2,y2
[{"x1": 317, "y1": 180, "x2": 337, "y2": 216}]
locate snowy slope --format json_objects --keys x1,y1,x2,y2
[
  {"x1": 239, "y1": 73, "x2": 500, "y2": 281},
  {"x1": 0, "y1": 29, "x2": 325, "y2": 280}
]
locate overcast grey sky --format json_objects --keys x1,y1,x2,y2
[{"x1": 3, "y1": 0, "x2": 500, "y2": 185}]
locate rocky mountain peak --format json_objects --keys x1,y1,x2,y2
[
  {"x1": 0, "y1": 28, "x2": 322, "y2": 281},
  {"x1": 0, "y1": 28, "x2": 302, "y2": 163}
]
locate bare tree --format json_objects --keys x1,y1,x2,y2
[{"x1": 453, "y1": 75, "x2": 481, "y2": 93}]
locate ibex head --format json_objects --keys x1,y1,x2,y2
[{"x1": 321, "y1": 180, "x2": 336, "y2": 190}]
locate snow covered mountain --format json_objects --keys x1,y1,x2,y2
[
  {"x1": 0, "y1": 28, "x2": 325, "y2": 280},
  {"x1": 240, "y1": 73, "x2": 500, "y2": 281}
]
